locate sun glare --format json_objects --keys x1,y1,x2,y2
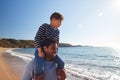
[
  {"x1": 112, "y1": 0, "x2": 120, "y2": 10},
  {"x1": 115, "y1": 0, "x2": 120, "y2": 8}
]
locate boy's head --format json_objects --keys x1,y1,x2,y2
[{"x1": 50, "y1": 12, "x2": 64, "y2": 28}]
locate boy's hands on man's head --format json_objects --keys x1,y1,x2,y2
[{"x1": 38, "y1": 48, "x2": 45, "y2": 58}]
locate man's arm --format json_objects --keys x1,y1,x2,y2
[
  {"x1": 21, "y1": 66, "x2": 32, "y2": 80},
  {"x1": 21, "y1": 61, "x2": 34, "y2": 80}
]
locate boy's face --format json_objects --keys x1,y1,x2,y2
[
  {"x1": 51, "y1": 18, "x2": 62, "y2": 28},
  {"x1": 43, "y1": 43, "x2": 58, "y2": 61}
]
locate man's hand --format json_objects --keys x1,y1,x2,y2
[
  {"x1": 38, "y1": 48, "x2": 45, "y2": 58},
  {"x1": 57, "y1": 68, "x2": 66, "y2": 80},
  {"x1": 34, "y1": 73, "x2": 44, "y2": 80}
]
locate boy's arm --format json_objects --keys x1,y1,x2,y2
[
  {"x1": 35, "y1": 24, "x2": 46, "y2": 57},
  {"x1": 37, "y1": 47, "x2": 44, "y2": 57},
  {"x1": 35, "y1": 24, "x2": 46, "y2": 48}
]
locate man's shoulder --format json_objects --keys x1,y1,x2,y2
[{"x1": 26, "y1": 58, "x2": 35, "y2": 70}]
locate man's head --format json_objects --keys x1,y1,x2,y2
[
  {"x1": 50, "y1": 12, "x2": 64, "y2": 28},
  {"x1": 41, "y1": 38, "x2": 58, "y2": 61}
]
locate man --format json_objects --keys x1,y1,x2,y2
[{"x1": 21, "y1": 38, "x2": 66, "y2": 80}]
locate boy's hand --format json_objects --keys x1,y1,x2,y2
[
  {"x1": 57, "y1": 68, "x2": 66, "y2": 80},
  {"x1": 34, "y1": 73, "x2": 44, "y2": 80},
  {"x1": 38, "y1": 48, "x2": 45, "y2": 58}
]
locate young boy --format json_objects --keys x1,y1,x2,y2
[{"x1": 34, "y1": 12, "x2": 65, "y2": 79}]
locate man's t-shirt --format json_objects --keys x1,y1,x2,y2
[
  {"x1": 21, "y1": 58, "x2": 57, "y2": 80},
  {"x1": 44, "y1": 61, "x2": 57, "y2": 80}
]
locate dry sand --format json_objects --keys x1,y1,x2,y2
[{"x1": 0, "y1": 47, "x2": 21, "y2": 80}]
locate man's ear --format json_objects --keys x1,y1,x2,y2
[{"x1": 43, "y1": 46, "x2": 47, "y2": 51}]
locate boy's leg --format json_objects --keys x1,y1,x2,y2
[
  {"x1": 54, "y1": 55, "x2": 65, "y2": 69},
  {"x1": 34, "y1": 48, "x2": 45, "y2": 77}
]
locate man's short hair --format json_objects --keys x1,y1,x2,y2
[
  {"x1": 41, "y1": 38, "x2": 58, "y2": 48},
  {"x1": 50, "y1": 12, "x2": 64, "y2": 20}
]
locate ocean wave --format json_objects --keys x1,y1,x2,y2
[
  {"x1": 6, "y1": 49, "x2": 34, "y2": 62},
  {"x1": 65, "y1": 64, "x2": 120, "y2": 80}
]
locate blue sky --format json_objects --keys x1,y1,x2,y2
[{"x1": 0, "y1": 0, "x2": 120, "y2": 49}]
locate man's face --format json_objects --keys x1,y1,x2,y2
[{"x1": 44, "y1": 43, "x2": 58, "y2": 61}]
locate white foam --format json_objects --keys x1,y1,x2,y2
[
  {"x1": 6, "y1": 49, "x2": 34, "y2": 62},
  {"x1": 65, "y1": 64, "x2": 120, "y2": 80},
  {"x1": 65, "y1": 64, "x2": 98, "y2": 80}
]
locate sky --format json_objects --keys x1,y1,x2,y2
[{"x1": 0, "y1": 0, "x2": 120, "y2": 49}]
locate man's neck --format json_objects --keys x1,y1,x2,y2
[{"x1": 45, "y1": 57, "x2": 53, "y2": 62}]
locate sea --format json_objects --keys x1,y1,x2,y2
[{"x1": 6, "y1": 46, "x2": 120, "y2": 80}]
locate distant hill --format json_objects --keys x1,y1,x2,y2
[
  {"x1": 0, "y1": 38, "x2": 35, "y2": 48},
  {"x1": 59, "y1": 43, "x2": 72, "y2": 47},
  {"x1": 0, "y1": 38, "x2": 75, "y2": 48}
]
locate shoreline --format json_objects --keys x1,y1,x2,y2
[
  {"x1": 0, "y1": 47, "x2": 95, "y2": 80},
  {"x1": 0, "y1": 47, "x2": 27, "y2": 80}
]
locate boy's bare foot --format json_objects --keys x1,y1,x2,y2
[
  {"x1": 57, "y1": 68, "x2": 66, "y2": 80},
  {"x1": 34, "y1": 73, "x2": 44, "y2": 80}
]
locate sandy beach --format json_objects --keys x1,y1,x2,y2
[{"x1": 0, "y1": 47, "x2": 26, "y2": 80}]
